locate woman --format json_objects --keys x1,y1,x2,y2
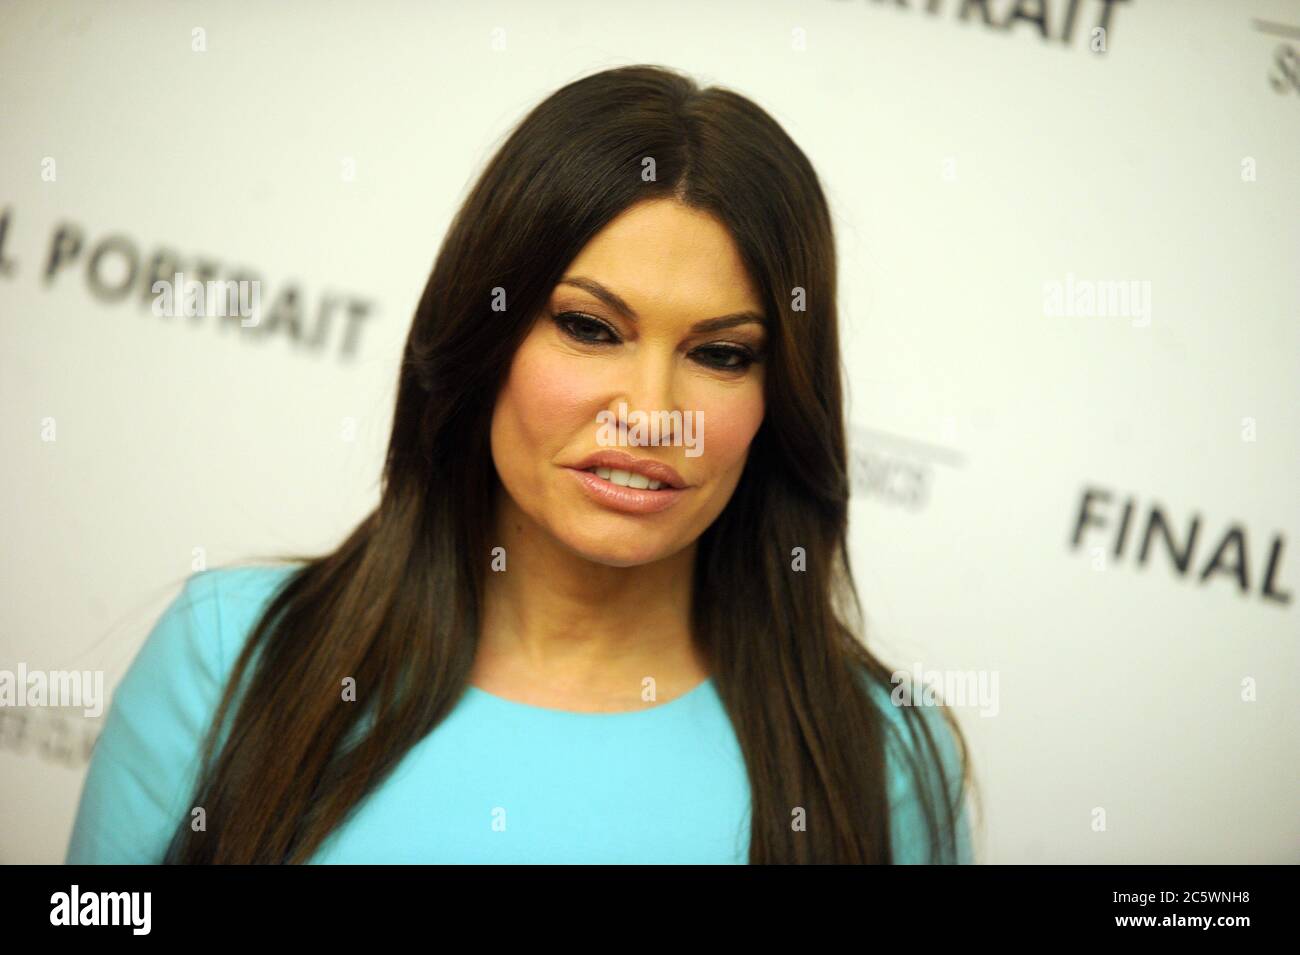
[{"x1": 66, "y1": 64, "x2": 975, "y2": 864}]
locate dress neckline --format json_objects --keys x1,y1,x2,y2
[{"x1": 464, "y1": 675, "x2": 714, "y2": 717}]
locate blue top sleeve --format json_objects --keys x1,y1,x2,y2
[
  {"x1": 65, "y1": 570, "x2": 229, "y2": 864},
  {"x1": 877, "y1": 683, "x2": 975, "y2": 864}
]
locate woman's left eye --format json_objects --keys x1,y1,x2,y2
[{"x1": 691, "y1": 344, "x2": 757, "y2": 371}]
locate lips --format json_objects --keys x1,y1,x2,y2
[
  {"x1": 563, "y1": 450, "x2": 690, "y2": 515},
  {"x1": 566, "y1": 450, "x2": 688, "y2": 490},
  {"x1": 565, "y1": 468, "x2": 688, "y2": 514}
]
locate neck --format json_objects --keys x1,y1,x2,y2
[{"x1": 475, "y1": 489, "x2": 708, "y2": 700}]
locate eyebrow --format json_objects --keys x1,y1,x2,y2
[{"x1": 557, "y1": 276, "x2": 768, "y2": 334}]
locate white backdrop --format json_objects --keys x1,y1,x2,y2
[{"x1": 2, "y1": 0, "x2": 1296, "y2": 863}]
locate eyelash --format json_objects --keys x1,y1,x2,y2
[{"x1": 551, "y1": 311, "x2": 761, "y2": 372}]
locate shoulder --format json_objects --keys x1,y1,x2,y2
[
  {"x1": 64, "y1": 562, "x2": 303, "y2": 863},
  {"x1": 120, "y1": 562, "x2": 301, "y2": 698},
  {"x1": 861, "y1": 672, "x2": 973, "y2": 864},
  {"x1": 187, "y1": 563, "x2": 303, "y2": 669}
]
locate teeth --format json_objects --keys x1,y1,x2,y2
[{"x1": 584, "y1": 466, "x2": 667, "y2": 491}]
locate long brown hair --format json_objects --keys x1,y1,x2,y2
[{"x1": 164, "y1": 64, "x2": 974, "y2": 864}]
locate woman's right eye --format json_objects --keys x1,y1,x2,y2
[{"x1": 553, "y1": 311, "x2": 619, "y2": 345}]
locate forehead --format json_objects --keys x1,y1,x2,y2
[{"x1": 559, "y1": 199, "x2": 763, "y2": 314}]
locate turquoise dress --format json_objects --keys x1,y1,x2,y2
[{"x1": 65, "y1": 564, "x2": 973, "y2": 864}]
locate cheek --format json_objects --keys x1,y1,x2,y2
[
  {"x1": 492, "y1": 336, "x2": 595, "y2": 470},
  {"x1": 693, "y1": 386, "x2": 764, "y2": 478}
]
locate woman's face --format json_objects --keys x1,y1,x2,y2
[{"x1": 490, "y1": 197, "x2": 768, "y2": 567}]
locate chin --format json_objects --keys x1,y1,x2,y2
[{"x1": 556, "y1": 521, "x2": 680, "y2": 568}]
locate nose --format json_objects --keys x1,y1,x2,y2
[{"x1": 603, "y1": 345, "x2": 678, "y2": 447}]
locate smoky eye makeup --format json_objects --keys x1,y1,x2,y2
[
  {"x1": 549, "y1": 307, "x2": 766, "y2": 372},
  {"x1": 551, "y1": 310, "x2": 620, "y2": 344},
  {"x1": 690, "y1": 341, "x2": 764, "y2": 371}
]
